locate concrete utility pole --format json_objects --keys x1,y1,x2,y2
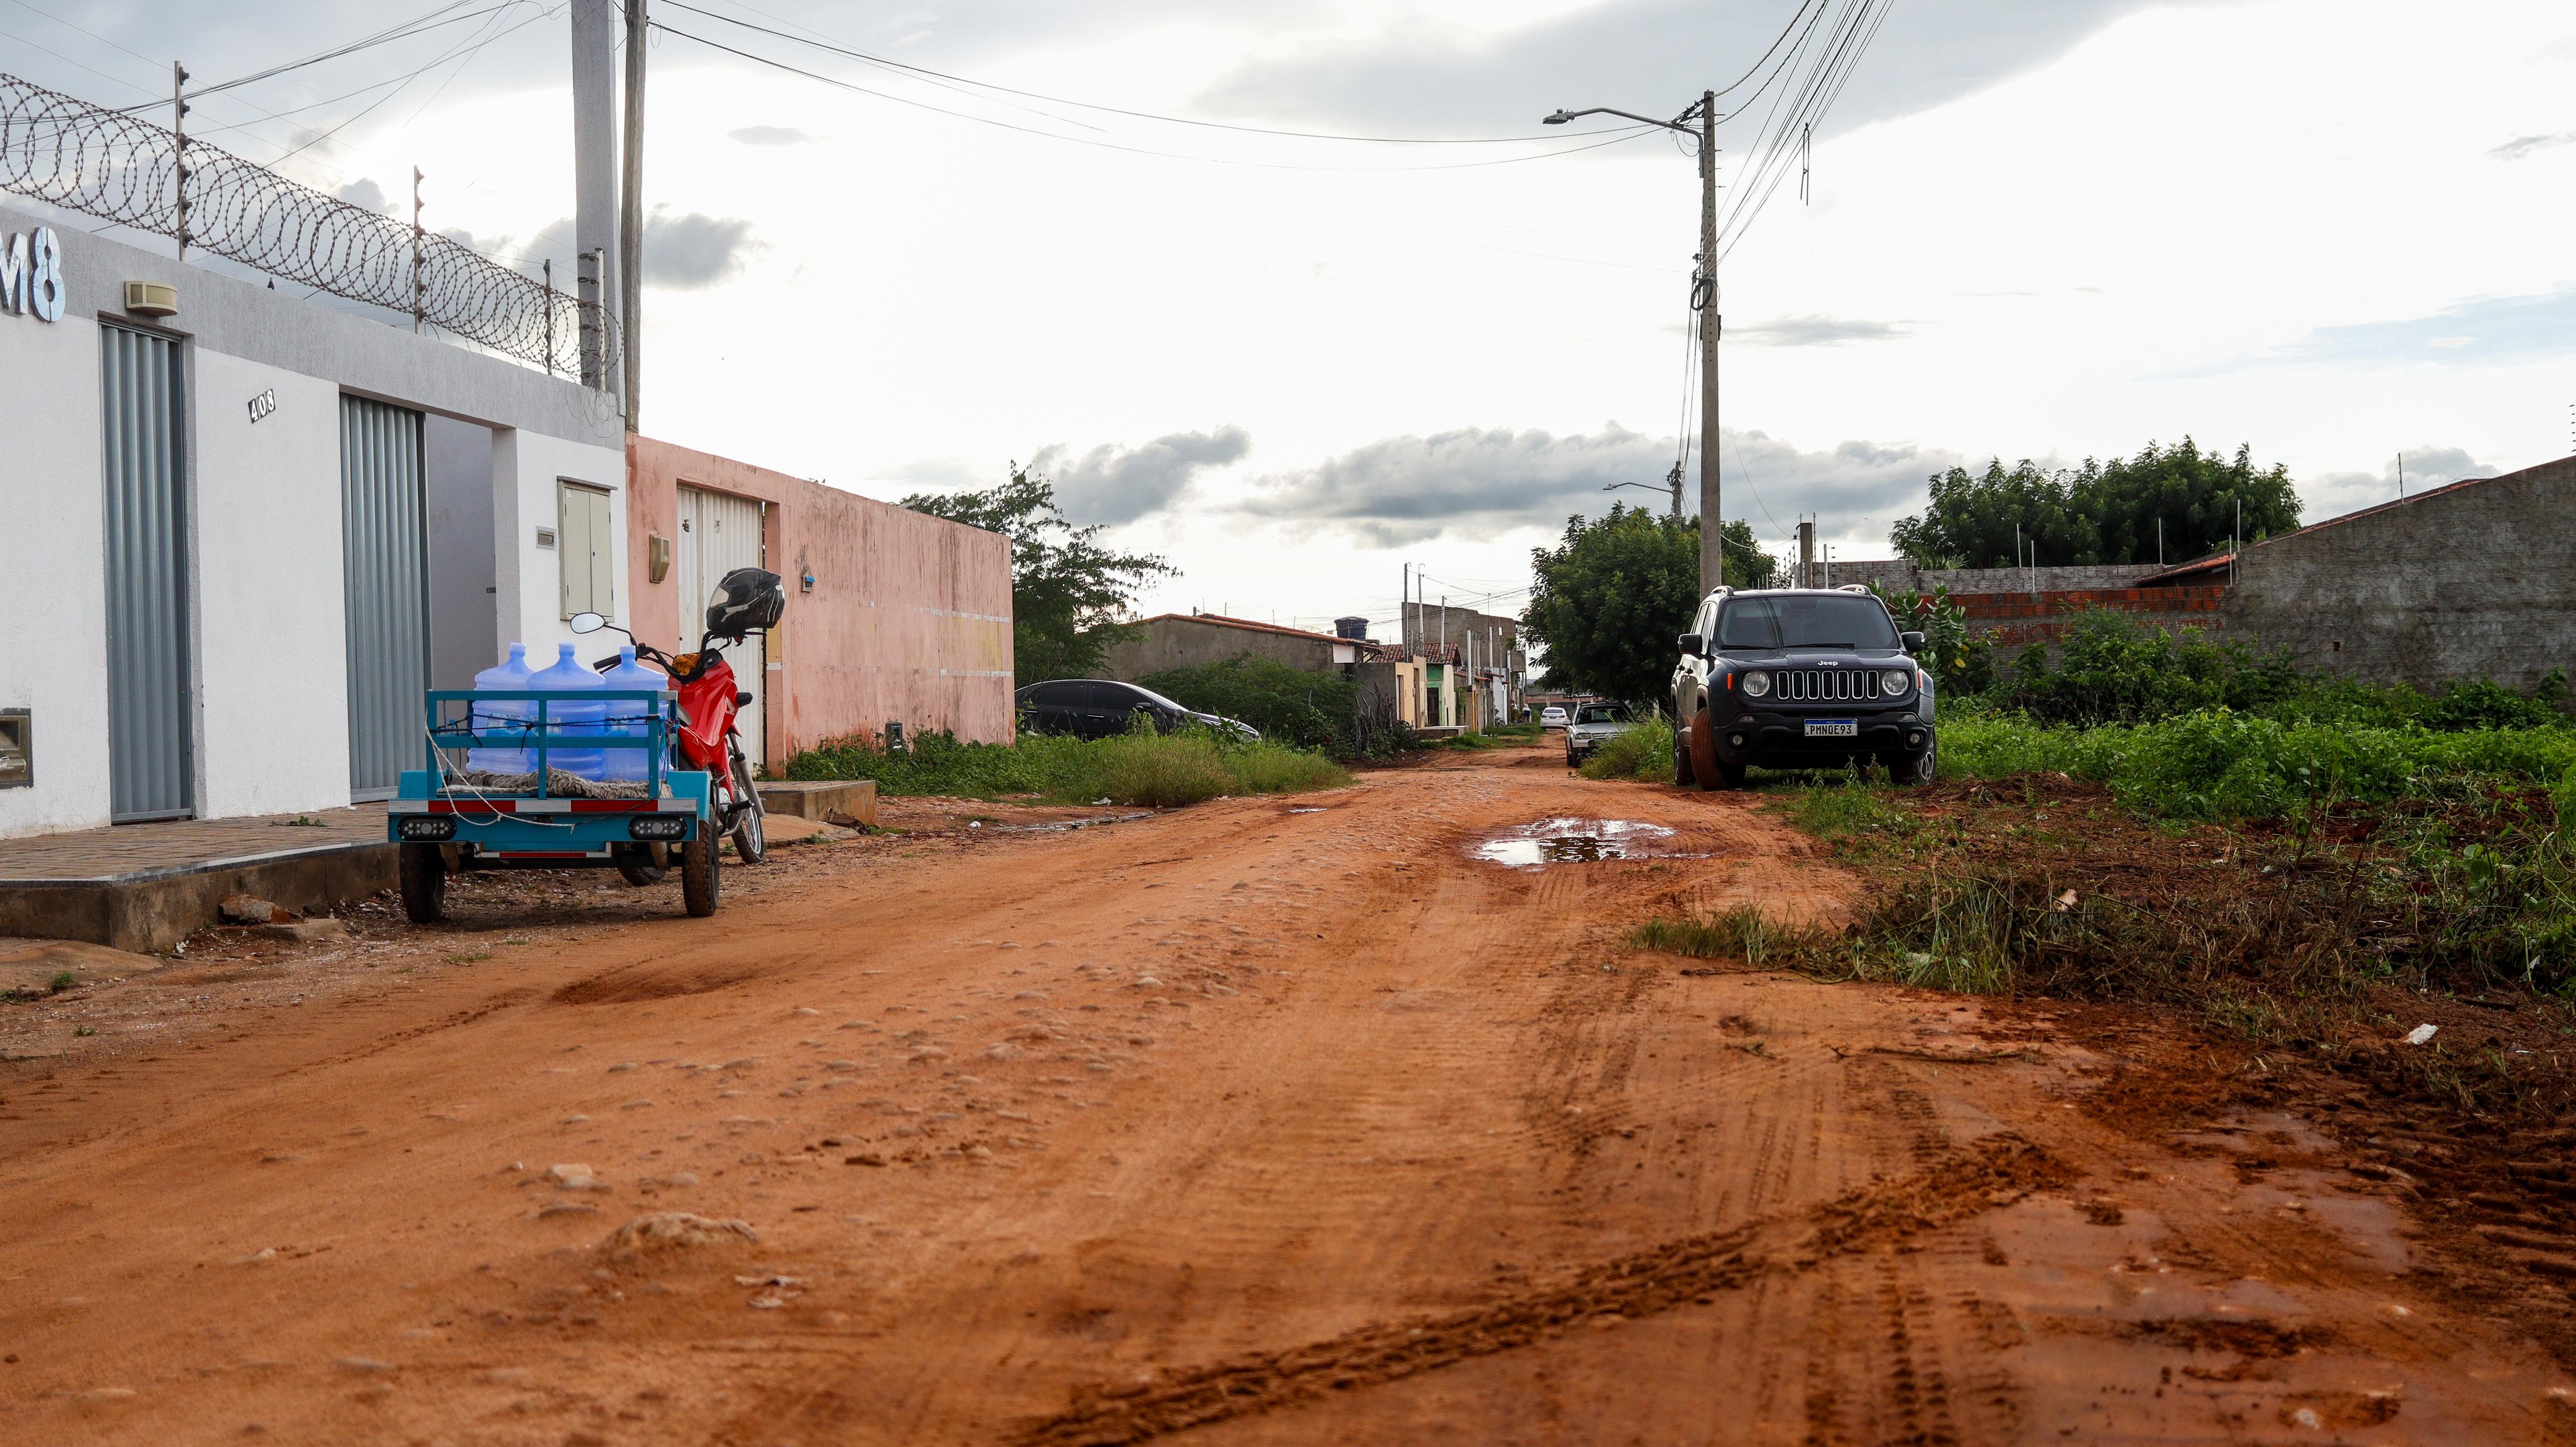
[
  {"x1": 619, "y1": 0, "x2": 648, "y2": 430},
  {"x1": 1796, "y1": 518, "x2": 1816, "y2": 589},
  {"x1": 1544, "y1": 92, "x2": 1720, "y2": 594},
  {"x1": 571, "y1": 0, "x2": 617, "y2": 395},
  {"x1": 1695, "y1": 88, "x2": 1721, "y2": 600}
]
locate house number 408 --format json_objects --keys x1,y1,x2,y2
[{"x1": 247, "y1": 389, "x2": 277, "y2": 424}]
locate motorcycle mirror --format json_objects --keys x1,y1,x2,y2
[{"x1": 569, "y1": 612, "x2": 606, "y2": 635}]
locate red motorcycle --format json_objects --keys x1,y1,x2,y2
[{"x1": 569, "y1": 566, "x2": 784, "y2": 880}]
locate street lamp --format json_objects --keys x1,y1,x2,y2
[{"x1": 1546, "y1": 92, "x2": 1723, "y2": 597}]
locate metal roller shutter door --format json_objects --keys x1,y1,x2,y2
[
  {"x1": 100, "y1": 323, "x2": 194, "y2": 823},
  {"x1": 341, "y1": 396, "x2": 431, "y2": 799}
]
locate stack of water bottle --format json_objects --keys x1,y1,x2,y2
[{"x1": 465, "y1": 642, "x2": 666, "y2": 784}]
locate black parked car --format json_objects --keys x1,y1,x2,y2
[
  {"x1": 1014, "y1": 678, "x2": 1260, "y2": 741},
  {"x1": 1671, "y1": 586, "x2": 1934, "y2": 790}
]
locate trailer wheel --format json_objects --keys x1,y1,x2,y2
[
  {"x1": 616, "y1": 858, "x2": 666, "y2": 886},
  {"x1": 398, "y1": 844, "x2": 446, "y2": 924},
  {"x1": 681, "y1": 832, "x2": 720, "y2": 917}
]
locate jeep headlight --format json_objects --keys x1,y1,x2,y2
[
  {"x1": 1741, "y1": 670, "x2": 1770, "y2": 698},
  {"x1": 1881, "y1": 668, "x2": 1912, "y2": 695}
]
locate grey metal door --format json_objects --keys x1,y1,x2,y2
[
  {"x1": 341, "y1": 396, "x2": 430, "y2": 799},
  {"x1": 100, "y1": 323, "x2": 193, "y2": 822}
]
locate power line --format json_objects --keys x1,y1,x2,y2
[
  {"x1": 648, "y1": 19, "x2": 1663, "y2": 172},
  {"x1": 663, "y1": 0, "x2": 1648, "y2": 145}
]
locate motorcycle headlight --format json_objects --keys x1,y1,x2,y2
[
  {"x1": 1741, "y1": 670, "x2": 1770, "y2": 698},
  {"x1": 1882, "y1": 669, "x2": 1912, "y2": 695}
]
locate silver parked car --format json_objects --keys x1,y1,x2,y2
[{"x1": 1564, "y1": 702, "x2": 1637, "y2": 766}]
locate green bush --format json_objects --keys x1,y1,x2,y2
[
  {"x1": 1578, "y1": 715, "x2": 1677, "y2": 782},
  {"x1": 1938, "y1": 709, "x2": 2576, "y2": 820},
  {"x1": 1141, "y1": 653, "x2": 1360, "y2": 755},
  {"x1": 784, "y1": 724, "x2": 1349, "y2": 807}
]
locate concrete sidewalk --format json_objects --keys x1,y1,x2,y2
[{"x1": 0, "y1": 805, "x2": 391, "y2": 953}]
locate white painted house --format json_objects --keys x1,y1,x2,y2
[{"x1": 0, "y1": 207, "x2": 630, "y2": 839}]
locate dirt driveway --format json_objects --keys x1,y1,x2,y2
[{"x1": 2, "y1": 741, "x2": 2570, "y2": 1445}]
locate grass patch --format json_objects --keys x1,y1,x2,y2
[
  {"x1": 1936, "y1": 707, "x2": 2576, "y2": 821},
  {"x1": 1631, "y1": 905, "x2": 1822, "y2": 971},
  {"x1": 49, "y1": 970, "x2": 79, "y2": 994},
  {"x1": 786, "y1": 724, "x2": 1349, "y2": 807}
]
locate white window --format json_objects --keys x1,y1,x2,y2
[{"x1": 557, "y1": 480, "x2": 616, "y2": 620}]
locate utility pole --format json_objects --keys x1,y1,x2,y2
[
  {"x1": 1695, "y1": 88, "x2": 1721, "y2": 600},
  {"x1": 1796, "y1": 518, "x2": 1816, "y2": 589},
  {"x1": 1400, "y1": 562, "x2": 1409, "y2": 655},
  {"x1": 410, "y1": 167, "x2": 425, "y2": 333},
  {"x1": 171, "y1": 63, "x2": 188, "y2": 260},
  {"x1": 1543, "y1": 92, "x2": 1720, "y2": 595},
  {"x1": 571, "y1": 0, "x2": 617, "y2": 394},
  {"x1": 619, "y1": 0, "x2": 648, "y2": 431}
]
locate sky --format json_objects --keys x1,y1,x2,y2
[{"x1": 6, "y1": 0, "x2": 2573, "y2": 636}]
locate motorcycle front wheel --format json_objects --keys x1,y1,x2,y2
[{"x1": 729, "y1": 754, "x2": 767, "y2": 864}]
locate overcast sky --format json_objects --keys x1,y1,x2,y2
[{"x1": 7, "y1": 1, "x2": 2573, "y2": 633}]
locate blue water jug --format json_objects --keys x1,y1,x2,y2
[
  {"x1": 467, "y1": 642, "x2": 535, "y2": 774},
  {"x1": 597, "y1": 646, "x2": 666, "y2": 782},
  {"x1": 526, "y1": 642, "x2": 608, "y2": 780}
]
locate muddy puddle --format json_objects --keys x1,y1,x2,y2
[{"x1": 1471, "y1": 818, "x2": 1693, "y2": 868}]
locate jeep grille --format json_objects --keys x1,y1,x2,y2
[{"x1": 1778, "y1": 668, "x2": 1884, "y2": 703}]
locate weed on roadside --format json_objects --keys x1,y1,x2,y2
[
  {"x1": 48, "y1": 970, "x2": 79, "y2": 994},
  {"x1": 1577, "y1": 717, "x2": 1676, "y2": 782}
]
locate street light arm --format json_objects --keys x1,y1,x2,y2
[{"x1": 1544, "y1": 105, "x2": 1693, "y2": 133}]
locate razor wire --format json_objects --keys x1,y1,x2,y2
[{"x1": 0, "y1": 71, "x2": 614, "y2": 380}]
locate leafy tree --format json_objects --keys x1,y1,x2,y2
[
  {"x1": 1522, "y1": 508, "x2": 1773, "y2": 707},
  {"x1": 1890, "y1": 439, "x2": 2300, "y2": 567},
  {"x1": 903, "y1": 463, "x2": 1177, "y2": 686}
]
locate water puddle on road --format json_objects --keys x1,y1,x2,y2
[{"x1": 1471, "y1": 818, "x2": 1688, "y2": 868}]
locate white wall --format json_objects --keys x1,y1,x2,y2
[
  {"x1": 191, "y1": 351, "x2": 352, "y2": 820},
  {"x1": 492, "y1": 429, "x2": 631, "y2": 669},
  {"x1": 0, "y1": 311, "x2": 110, "y2": 839}
]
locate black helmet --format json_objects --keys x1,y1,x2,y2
[{"x1": 705, "y1": 567, "x2": 785, "y2": 638}]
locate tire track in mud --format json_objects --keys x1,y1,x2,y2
[{"x1": 1012, "y1": 1135, "x2": 2073, "y2": 1446}]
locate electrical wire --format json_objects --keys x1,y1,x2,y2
[
  {"x1": 268, "y1": 1, "x2": 559, "y2": 167},
  {"x1": 663, "y1": 0, "x2": 1647, "y2": 144},
  {"x1": 650, "y1": 19, "x2": 1663, "y2": 172}
]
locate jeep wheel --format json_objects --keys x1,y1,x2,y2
[
  {"x1": 1885, "y1": 740, "x2": 1936, "y2": 787},
  {"x1": 1690, "y1": 706, "x2": 1728, "y2": 790}
]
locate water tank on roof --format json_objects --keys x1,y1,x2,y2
[{"x1": 1334, "y1": 616, "x2": 1369, "y2": 640}]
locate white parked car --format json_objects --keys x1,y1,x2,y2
[
  {"x1": 1540, "y1": 706, "x2": 1570, "y2": 730},
  {"x1": 1564, "y1": 703, "x2": 1638, "y2": 766}
]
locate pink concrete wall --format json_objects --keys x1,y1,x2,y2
[{"x1": 627, "y1": 437, "x2": 1015, "y2": 758}]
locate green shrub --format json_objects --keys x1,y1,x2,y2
[
  {"x1": 1938, "y1": 709, "x2": 2576, "y2": 820},
  {"x1": 1578, "y1": 716, "x2": 1676, "y2": 781},
  {"x1": 783, "y1": 724, "x2": 1348, "y2": 807},
  {"x1": 1141, "y1": 653, "x2": 1365, "y2": 756}
]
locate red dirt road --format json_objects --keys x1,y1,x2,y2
[{"x1": 3, "y1": 742, "x2": 2571, "y2": 1444}]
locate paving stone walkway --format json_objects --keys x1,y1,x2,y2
[{"x1": 0, "y1": 805, "x2": 387, "y2": 882}]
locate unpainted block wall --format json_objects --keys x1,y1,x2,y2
[
  {"x1": 2223, "y1": 458, "x2": 2576, "y2": 695},
  {"x1": 1103, "y1": 618, "x2": 1339, "y2": 680}
]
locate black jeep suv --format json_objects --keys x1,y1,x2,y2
[{"x1": 1670, "y1": 586, "x2": 1935, "y2": 789}]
